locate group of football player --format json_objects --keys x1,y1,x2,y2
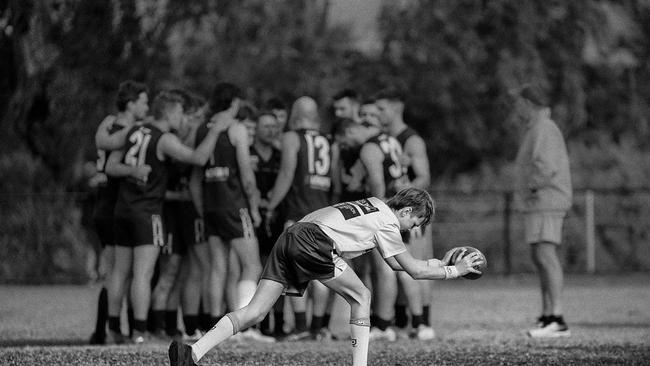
[{"x1": 88, "y1": 80, "x2": 437, "y2": 345}]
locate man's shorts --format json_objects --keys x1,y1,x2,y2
[
  {"x1": 204, "y1": 208, "x2": 255, "y2": 242},
  {"x1": 524, "y1": 211, "x2": 566, "y2": 245},
  {"x1": 261, "y1": 222, "x2": 348, "y2": 296},
  {"x1": 93, "y1": 216, "x2": 115, "y2": 248},
  {"x1": 114, "y1": 213, "x2": 166, "y2": 248},
  {"x1": 162, "y1": 201, "x2": 204, "y2": 256},
  {"x1": 257, "y1": 209, "x2": 284, "y2": 258}
]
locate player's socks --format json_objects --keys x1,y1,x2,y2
[
  {"x1": 370, "y1": 314, "x2": 378, "y2": 327},
  {"x1": 374, "y1": 316, "x2": 391, "y2": 331},
  {"x1": 199, "y1": 312, "x2": 211, "y2": 332},
  {"x1": 310, "y1": 315, "x2": 324, "y2": 333},
  {"x1": 210, "y1": 315, "x2": 223, "y2": 329},
  {"x1": 108, "y1": 316, "x2": 121, "y2": 333},
  {"x1": 260, "y1": 313, "x2": 272, "y2": 334},
  {"x1": 394, "y1": 305, "x2": 408, "y2": 328},
  {"x1": 93, "y1": 287, "x2": 108, "y2": 340},
  {"x1": 422, "y1": 305, "x2": 430, "y2": 326},
  {"x1": 134, "y1": 319, "x2": 148, "y2": 333},
  {"x1": 183, "y1": 315, "x2": 199, "y2": 335},
  {"x1": 323, "y1": 313, "x2": 331, "y2": 329},
  {"x1": 237, "y1": 280, "x2": 257, "y2": 309},
  {"x1": 273, "y1": 311, "x2": 285, "y2": 335},
  {"x1": 349, "y1": 318, "x2": 370, "y2": 366},
  {"x1": 294, "y1": 312, "x2": 307, "y2": 332},
  {"x1": 151, "y1": 310, "x2": 165, "y2": 331},
  {"x1": 191, "y1": 314, "x2": 236, "y2": 362},
  {"x1": 411, "y1": 314, "x2": 424, "y2": 329},
  {"x1": 127, "y1": 306, "x2": 135, "y2": 337},
  {"x1": 165, "y1": 310, "x2": 178, "y2": 336}
]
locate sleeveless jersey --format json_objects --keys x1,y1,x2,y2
[
  {"x1": 364, "y1": 133, "x2": 405, "y2": 198},
  {"x1": 300, "y1": 197, "x2": 407, "y2": 259},
  {"x1": 93, "y1": 120, "x2": 126, "y2": 219},
  {"x1": 196, "y1": 124, "x2": 247, "y2": 212},
  {"x1": 339, "y1": 144, "x2": 366, "y2": 202},
  {"x1": 250, "y1": 145, "x2": 281, "y2": 200},
  {"x1": 396, "y1": 127, "x2": 420, "y2": 181},
  {"x1": 114, "y1": 123, "x2": 168, "y2": 215},
  {"x1": 284, "y1": 128, "x2": 332, "y2": 221}
]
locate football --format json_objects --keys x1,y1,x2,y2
[{"x1": 449, "y1": 246, "x2": 487, "y2": 280}]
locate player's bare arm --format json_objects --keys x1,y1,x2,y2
[
  {"x1": 105, "y1": 149, "x2": 151, "y2": 182},
  {"x1": 95, "y1": 116, "x2": 130, "y2": 150},
  {"x1": 360, "y1": 143, "x2": 387, "y2": 199},
  {"x1": 158, "y1": 126, "x2": 220, "y2": 166},
  {"x1": 266, "y1": 131, "x2": 300, "y2": 211},
  {"x1": 385, "y1": 248, "x2": 483, "y2": 280},
  {"x1": 404, "y1": 135, "x2": 431, "y2": 189},
  {"x1": 232, "y1": 123, "x2": 262, "y2": 227},
  {"x1": 188, "y1": 166, "x2": 204, "y2": 217}
]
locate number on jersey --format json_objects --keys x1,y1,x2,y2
[
  {"x1": 125, "y1": 128, "x2": 152, "y2": 167},
  {"x1": 305, "y1": 134, "x2": 330, "y2": 176},
  {"x1": 379, "y1": 137, "x2": 404, "y2": 179}
]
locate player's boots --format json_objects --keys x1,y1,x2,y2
[
  {"x1": 528, "y1": 315, "x2": 571, "y2": 338},
  {"x1": 168, "y1": 340, "x2": 197, "y2": 366}
]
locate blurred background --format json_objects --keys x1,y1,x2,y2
[{"x1": 1, "y1": 0, "x2": 649, "y2": 283}]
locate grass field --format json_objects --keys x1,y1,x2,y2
[{"x1": 1, "y1": 273, "x2": 649, "y2": 365}]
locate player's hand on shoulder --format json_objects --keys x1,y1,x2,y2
[{"x1": 209, "y1": 115, "x2": 235, "y2": 134}]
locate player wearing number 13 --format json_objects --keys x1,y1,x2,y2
[
  {"x1": 169, "y1": 188, "x2": 484, "y2": 366},
  {"x1": 105, "y1": 91, "x2": 230, "y2": 343}
]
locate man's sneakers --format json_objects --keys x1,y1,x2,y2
[
  {"x1": 168, "y1": 340, "x2": 197, "y2": 366},
  {"x1": 369, "y1": 327, "x2": 397, "y2": 342},
  {"x1": 528, "y1": 315, "x2": 571, "y2": 338},
  {"x1": 240, "y1": 328, "x2": 276, "y2": 343},
  {"x1": 283, "y1": 330, "x2": 312, "y2": 342},
  {"x1": 415, "y1": 324, "x2": 435, "y2": 340}
]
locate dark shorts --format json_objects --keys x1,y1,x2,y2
[
  {"x1": 257, "y1": 209, "x2": 284, "y2": 258},
  {"x1": 93, "y1": 216, "x2": 115, "y2": 248},
  {"x1": 162, "y1": 202, "x2": 204, "y2": 256},
  {"x1": 261, "y1": 222, "x2": 337, "y2": 296},
  {"x1": 114, "y1": 213, "x2": 166, "y2": 248},
  {"x1": 204, "y1": 208, "x2": 255, "y2": 242}
]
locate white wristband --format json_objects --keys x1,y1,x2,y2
[{"x1": 443, "y1": 266, "x2": 460, "y2": 280}]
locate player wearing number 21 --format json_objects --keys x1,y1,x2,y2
[
  {"x1": 169, "y1": 188, "x2": 484, "y2": 366},
  {"x1": 105, "y1": 91, "x2": 232, "y2": 343}
]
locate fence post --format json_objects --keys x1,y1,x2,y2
[
  {"x1": 503, "y1": 191, "x2": 513, "y2": 275},
  {"x1": 585, "y1": 190, "x2": 596, "y2": 274}
]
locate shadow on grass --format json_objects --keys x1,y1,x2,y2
[
  {"x1": 572, "y1": 322, "x2": 650, "y2": 329},
  {"x1": 0, "y1": 338, "x2": 90, "y2": 348}
]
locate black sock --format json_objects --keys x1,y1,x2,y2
[
  {"x1": 127, "y1": 306, "x2": 135, "y2": 337},
  {"x1": 411, "y1": 314, "x2": 424, "y2": 329},
  {"x1": 395, "y1": 305, "x2": 408, "y2": 328},
  {"x1": 199, "y1": 312, "x2": 211, "y2": 332},
  {"x1": 294, "y1": 312, "x2": 307, "y2": 332},
  {"x1": 370, "y1": 314, "x2": 378, "y2": 327},
  {"x1": 310, "y1": 316, "x2": 324, "y2": 333},
  {"x1": 323, "y1": 313, "x2": 331, "y2": 329},
  {"x1": 183, "y1": 315, "x2": 199, "y2": 335},
  {"x1": 274, "y1": 311, "x2": 284, "y2": 334},
  {"x1": 133, "y1": 319, "x2": 147, "y2": 333},
  {"x1": 375, "y1": 317, "x2": 391, "y2": 331},
  {"x1": 108, "y1": 316, "x2": 121, "y2": 333},
  {"x1": 422, "y1": 305, "x2": 430, "y2": 326},
  {"x1": 165, "y1": 310, "x2": 178, "y2": 335},
  {"x1": 93, "y1": 287, "x2": 108, "y2": 338},
  {"x1": 210, "y1": 315, "x2": 223, "y2": 329},
  {"x1": 151, "y1": 310, "x2": 165, "y2": 331},
  {"x1": 261, "y1": 313, "x2": 271, "y2": 334},
  {"x1": 551, "y1": 315, "x2": 566, "y2": 325}
]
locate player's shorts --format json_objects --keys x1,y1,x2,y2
[
  {"x1": 204, "y1": 208, "x2": 255, "y2": 242},
  {"x1": 257, "y1": 209, "x2": 284, "y2": 258},
  {"x1": 524, "y1": 211, "x2": 566, "y2": 245},
  {"x1": 261, "y1": 222, "x2": 348, "y2": 296},
  {"x1": 93, "y1": 216, "x2": 115, "y2": 247},
  {"x1": 162, "y1": 202, "x2": 204, "y2": 256},
  {"x1": 114, "y1": 213, "x2": 166, "y2": 248}
]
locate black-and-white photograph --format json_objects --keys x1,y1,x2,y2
[{"x1": 1, "y1": 1, "x2": 649, "y2": 365}]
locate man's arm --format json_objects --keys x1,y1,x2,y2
[
  {"x1": 359, "y1": 143, "x2": 386, "y2": 199},
  {"x1": 189, "y1": 166, "x2": 204, "y2": 217},
  {"x1": 105, "y1": 150, "x2": 151, "y2": 181},
  {"x1": 404, "y1": 134, "x2": 431, "y2": 189},
  {"x1": 529, "y1": 123, "x2": 563, "y2": 189},
  {"x1": 232, "y1": 123, "x2": 261, "y2": 226},
  {"x1": 383, "y1": 249, "x2": 483, "y2": 280},
  {"x1": 95, "y1": 116, "x2": 130, "y2": 150},
  {"x1": 266, "y1": 131, "x2": 300, "y2": 211},
  {"x1": 159, "y1": 129, "x2": 219, "y2": 166}
]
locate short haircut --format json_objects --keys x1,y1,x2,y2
[
  {"x1": 263, "y1": 97, "x2": 287, "y2": 111},
  {"x1": 516, "y1": 83, "x2": 549, "y2": 107},
  {"x1": 373, "y1": 87, "x2": 405, "y2": 103},
  {"x1": 333, "y1": 88, "x2": 359, "y2": 102},
  {"x1": 116, "y1": 80, "x2": 148, "y2": 112},
  {"x1": 168, "y1": 89, "x2": 193, "y2": 114},
  {"x1": 360, "y1": 98, "x2": 376, "y2": 106},
  {"x1": 236, "y1": 103, "x2": 257, "y2": 122},
  {"x1": 209, "y1": 82, "x2": 241, "y2": 113},
  {"x1": 386, "y1": 188, "x2": 435, "y2": 227},
  {"x1": 257, "y1": 110, "x2": 278, "y2": 121},
  {"x1": 333, "y1": 117, "x2": 357, "y2": 137},
  {"x1": 151, "y1": 90, "x2": 184, "y2": 120}
]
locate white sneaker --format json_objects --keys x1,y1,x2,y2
[
  {"x1": 369, "y1": 327, "x2": 397, "y2": 342},
  {"x1": 241, "y1": 328, "x2": 276, "y2": 343},
  {"x1": 527, "y1": 322, "x2": 571, "y2": 338},
  {"x1": 416, "y1": 325, "x2": 435, "y2": 340}
]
